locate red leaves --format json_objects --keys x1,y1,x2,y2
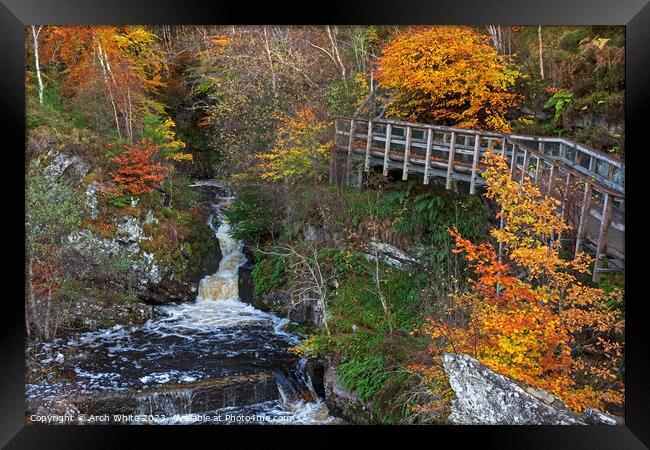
[{"x1": 109, "y1": 143, "x2": 167, "y2": 196}]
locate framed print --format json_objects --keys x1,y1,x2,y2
[{"x1": 1, "y1": 0, "x2": 648, "y2": 447}]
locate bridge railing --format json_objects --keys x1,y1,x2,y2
[
  {"x1": 335, "y1": 116, "x2": 624, "y2": 195},
  {"x1": 333, "y1": 116, "x2": 625, "y2": 282}
]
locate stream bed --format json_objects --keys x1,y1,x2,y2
[{"x1": 26, "y1": 183, "x2": 342, "y2": 425}]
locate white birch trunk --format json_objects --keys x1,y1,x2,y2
[{"x1": 31, "y1": 26, "x2": 44, "y2": 105}]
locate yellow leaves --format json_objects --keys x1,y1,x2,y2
[
  {"x1": 420, "y1": 149, "x2": 624, "y2": 414},
  {"x1": 166, "y1": 152, "x2": 193, "y2": 162},
  {"x1": 257, "y1": 107, "x2": 331, "y2": 183},
  {"x1": 288, "y1": 334, "x2": 319, "y2": 358}
]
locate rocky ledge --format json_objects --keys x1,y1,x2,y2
[{"x1": 442, "y1": 353, "x2": 622, "y2": 425}]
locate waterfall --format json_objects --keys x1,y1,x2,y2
[
  {"x1": 197, "y1": 199, "x2": 247, "y2": 302},
  {"x1": 26, "y1": 181, "x2": 342, "y2": 424}
]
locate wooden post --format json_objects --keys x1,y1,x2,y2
[
  {"x1": 593, "y1": 192, "x2": 613, "y2": 282},
  {"x1": 445, "y1": 132, "x2": 457, "y2": 190},
  {"x1": 382, "y1": 123, "x2": 392, "y2": 177},
  {"x1": 547, "y1": 164, "x2": 555, "y2": 195},
  {"x1": 501, "y1": 137, "x2": 507, "y2": 158},
  {"x1": 423, "y1": 128, "x2": 433, "y2": 185},
  {"x1": 470, "y1": 134, "x2": 481, "y2": 194},
  {"x1": 402, "y1": 126, "x2": 412, "y2": 180},
  {"x1": 487, "y1": 137, "x2": 493, "y2": 150},
  {"x1": 521, "y1": 149, "x2": 529, "y2": 183},
  {"x1": 536, "y1": 142, "x2": 544, "y2": 184},
  {"x1": 345, "y1": 119, "x2": 356, "y2": 186},
  {"x1": 560, "y1": 171, "x2": 572, "y2": 222},
  {"x1": 574, "y1": 182, "x2": 592, "y2": 257},
  {"x1": 356, "y1": 164, "x2": 363, "y2": 188},
  {"x1": 510, "y1": 144, "x2": 518, "y2": 179},
  {"x1": 364, "y1": 120, "x2": 373, "y2": 172}
]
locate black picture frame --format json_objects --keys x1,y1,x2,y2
[{"x1": 1, "y1": 0, "x2": 648, "y2": 447}]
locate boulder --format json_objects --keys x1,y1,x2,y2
[
  {"x1": 323, "y1": 364, "x2": 376, "y2": 424},
  {"x1": 366, "y1": 239, "x2": 421, "y2": 270},
  {"x1": 442, "y1": 353, "x2": 622, "y2": 425}
]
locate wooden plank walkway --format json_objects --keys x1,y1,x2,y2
[{"x1": 333, "y1": 116, "x2": 625, "y2": 282}]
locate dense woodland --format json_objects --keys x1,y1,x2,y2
[{"x1": 25, "y1": 25, "x2": 624, "y2": 423}]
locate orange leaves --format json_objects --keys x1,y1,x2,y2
[
  {"x1": 420, "y1": 151, "x2": 623, "y2": 413},
  {"x1": 109, "y1": 143, "x2": 167, "y2": 196},
  {"x1": 376, "y1": 26, "x2": 522, "y2": 132}
]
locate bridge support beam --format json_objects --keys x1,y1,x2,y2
[
  {"x1": 547, "y1": 164, "x2": 555, "y2": 194},
  {"x1": 345, "y1": 119, "x2": 356, "y2": 186},
  {"x1": 445, "y1": 132, "x2": 457, "y2": 190},
  {"x1": 593, "y1": 192, "x2": 613, "y2": 283},
  {"x1": 402, "y1": 126, "x2": 412, "y2": 180},
  {"x1": 424, "y1": 128, "x2": 433, "y2": 184},
  {"x1": 560, "y1": 171, "x2": 572, "y2": 223},
  {"x1": 470, "y1": 134, "x2": 481, "y2": 194},
  {"x1": 510, "y1": 144, "x2": 518, "y2": 179},
  {"x1": 364, "y1": 121, "x2": 373, "y2": 172},
  {"x1": 382, "y1": 123, "x2": 392, "y2": 177},
  {"x1": 574, "y1": 182, "x2": 592, "y2": 257},
  {"x1": 521, "y1": 149, "x2": 530, "y2": 183}
]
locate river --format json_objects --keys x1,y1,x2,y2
[{"x1": 25, "y1": 182, "x2": 341, "y2": 425}]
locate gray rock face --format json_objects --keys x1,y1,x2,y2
[
  {"x1": 44, "y1": 150, "x2": 89, "y2": 184},
  {"x1": 366, "y1": 239, "x2": 420, "y2": 270},
  {"x1": 442, "y1": 353, "x2": 622, "y2": 425},
  {"x1": 67, "y1": 223, "x2": 161, "y2": 290},
  {"x1": 85, "y1": 181, "x2": 99, "y2": 220}
]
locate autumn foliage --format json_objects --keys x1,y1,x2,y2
[
  {"x1": 376, "y1": 26, "x2": 522, "y2": 132},
  {"x1": 110, "y1": 143, "x2": 167, "y2": 196},
  {"x1": 257, "y1": 108, "x2": 331, "y2": 183},
  {"x1": 412, "y1": 151, "x2": 623, "y2": 413}
]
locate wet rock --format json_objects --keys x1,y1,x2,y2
[
  {"x1": 141, "y1": 277, "x2": 193, "y2": 305},
  {"x1": 238, "y1": 265, "x2": 254, "y2": 304},
  {"x1": 27, "y1": 373, "x2": 281, "y2": 422},
  {"x1": 58, "y1": 295, "x2": 154, "y2": 333},
  {"x1": 442, "y1": 353, "x2": 621, "y2": 425},
  {"x1": 323, "y1": 364, "x2": 376, "y2": 424}
]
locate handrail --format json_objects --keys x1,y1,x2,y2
[
  {"x1": 334, "y1": 116, "x2": 624, "y2": 168},
  {"x1": 334, "y1": 116, "x2": 625, "y2": 197}
]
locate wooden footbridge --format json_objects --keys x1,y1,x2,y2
[{"x1": 333, "y1": 116, "x2": 625, "y2": 282}]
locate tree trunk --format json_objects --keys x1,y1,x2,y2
[
  {"x1": 97, "y1": 43, "x2": 122, "y2": 139},
  {"x1": 31, "y1": 26, "x2": 44, "y2": 105},
  {"x1": 538, "y1": 25, "x2": 545, "y2": 80},
  {"x1": 326, "y1": 25, "x2": 346, "y2": 82},
  {"x1": 262, "y1": 27, "x2": 277, "y2": 98}
]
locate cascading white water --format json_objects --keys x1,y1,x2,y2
[
  {"x1": 197, "y1": 203, "x2": 247, "y2": 302},
  {"x1": 27, "y1": 182, "x2": 342, "y2": 425}
]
